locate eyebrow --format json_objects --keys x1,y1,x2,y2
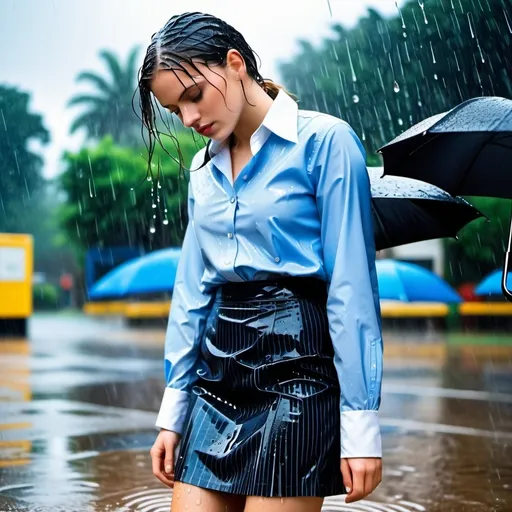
[{"x1": 163, "y1": 80, "x2": 201, "y2": 110}]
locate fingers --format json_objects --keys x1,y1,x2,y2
[
  {"x1": 163, "y1": 435, "x2": 175, "y2": 478},
  {"x1": 150, "y1": 436, "x2": 176, "y2": 488},
  {"x1": 340, "y1": 458, "x2": 353, "y2": 496},
  {"x1": 373, "y1": 458, "x2": 383, "y2": 492},
  {"x1": 343, "y1": 458, "x2": 382, "y2": 504},
  {"x1": 344, "y1": 460, "x2": 365, "y2": 503}
]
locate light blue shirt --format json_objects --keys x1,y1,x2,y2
[{"x1": 156, "y1": 91, "x2": 384, "y2": 459}]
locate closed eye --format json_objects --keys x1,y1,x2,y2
[{"x1": 169, "y1": 90, "x2": 202, "y2": 117}]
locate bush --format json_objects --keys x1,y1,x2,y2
[{"x1": 33, "y1": 283, "x2": 60, "y2": 310}]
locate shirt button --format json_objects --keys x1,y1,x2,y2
[
  {"x1": 227, "y1": 232, "x2": 233, "y2": 239},
  {"x1": 274, "y1": 257, "x2": 280, "y2": 263},
  {"x1": 230, "y1": 197, "x2": 236, "y2": 204}
]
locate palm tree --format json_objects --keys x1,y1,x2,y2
[{"x1": 68, "y1": 47, "x2": 141, "y2": 147}]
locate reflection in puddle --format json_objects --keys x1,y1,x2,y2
[{"x1": 0, "y1": 316, "x2": 511, "y2": 511}]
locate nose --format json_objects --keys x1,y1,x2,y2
[{"x1": 180, "y1": 105, "x2": 200, "y2": 128}]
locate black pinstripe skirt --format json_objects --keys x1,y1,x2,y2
[{"x1": 174, "y1": 277, "x2": 345, "y2": 497}]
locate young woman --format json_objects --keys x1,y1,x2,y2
[{"x1": 139, "y1": 12, "x2": 383, "y2": 512}]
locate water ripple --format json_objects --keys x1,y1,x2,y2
[{"x1": 115, "y1": 488, "x2": 425, "y2": 512}]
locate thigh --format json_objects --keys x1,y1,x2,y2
[
  {"x1": 244, "y1": 496, "x2": 324, "y2": 512},
  {"x1": 171, "y1": 481, "x2": 246, "y2": 512}
]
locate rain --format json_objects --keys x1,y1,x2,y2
[{"x1": 1, "y1": 0, "x2": 512, "y2": 511}]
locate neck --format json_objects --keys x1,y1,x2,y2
[{"x1": 230, "y1": 82, "x2": 274, "y2": 149}]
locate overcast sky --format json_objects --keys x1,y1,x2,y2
[{"x1": 0, "y1": 0, "x2": 405, "y2": 178}]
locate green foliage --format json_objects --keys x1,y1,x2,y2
[
  {"x1": 33, "y1": 283, "x2": 60, "y2": 310},
  {"x1": 56, "y1": 133, "x2": 203, "y2": 258},
  {"x1": 0, "y1": 84, "x2": 50, "y2": 233},
  {"x1": 444, "y1": 197, "x2": 511, "y2": 285},
  {"x1": 67, "y1": 47, "x2": 142, "y2": 147},
  {"x1": 279, "y1": 0, "x2": 512, "y2": 280},
  {"x1": 280, "y1": 0, "x2": 512, "y2": 158}
]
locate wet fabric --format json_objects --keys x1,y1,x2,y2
[
  {"x1": 174, "y1": 277, "x2": 346, "y2": 497},
  {"x1": 156, "y1": 90, "x2": 383, "y2": 460}
]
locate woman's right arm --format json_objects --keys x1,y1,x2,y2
[
  {"x1": 155, "y1": 179, "x2": 215, "y2": 434},
  {"x1": 151, "y1": 171, "x2": 215, "y2": 487}
]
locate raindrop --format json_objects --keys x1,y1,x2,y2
[
  {"x1": 109, "y1": 174, "x2": 116, "y2": 201},
  {"x1": 477, "y1": 42, "x2": 485, "y2": 63},
  {"x1": 147, "y1": 176, "x2": 152, "y2": 182},
  {"x1": 398, "y1": 118, "x2": 404, "y2": 126},
  {"x1": 345, "y1": 40, "x2": 357, "y2": 82},
  {"x1": 430, "y1": 41, "x2": 437, "y2": 64},
  {"x1": 505, "y1": 9, "x2": 512, "y2": 33},
  {"x1": 150, "y1": 226, "x2": 156, "y2": 234},
  {"x1": 453, "y1": 51, "x2": 461, "y2": 71},
  {"x1": 393, "y1": 81, "x2": 401, "y2": 93},
  {"x1": 152, "y1": 203, "x2": 157, "y2": 209},
  {"x1": 163, "y1": 219, "x2": 169, "y2": 225},
  {"x1": 467, "y1": 12, "x2": 476, "y2": 38},
  {"x1": 418, "y1": 0, "x2": 429, "y2": 24},
  {"x1": 0, "y1": 109, "x2": 6, "y2": 131},
  {"x1": 352, "y1": 94, "x2": 360, "y2": 103},
  {"x1": 403, "y1": 32, "x2": 407, "y2": 38},
  {"x1": 395, "y1": 1, "x2": 406, "y2": 28},
  {"x1": 434, "y1": 73, "x2": 438, "y2": 80},
  {"x1": 418, "y1": 100, "x2": 423, "y2": 107}
]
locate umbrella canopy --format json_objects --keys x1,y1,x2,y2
[
  {"x1": 377, "y1": 96, "x2": 512, "y2": 198},
  {"x1": 88, "y1": 247, "x2": 181, "y2": 300},
  {"x1": 378, "y1": 96, "x2": 512, "y2": 301},
  {"x1": 375, "y1": 259, "x2": 462, "y2": 303},
  {"x1": 368, "y1": 168, "x2": 483, "y2": 251},
  {"x1": 474, "y1": 270, "x2": 512, "y2": 297}
]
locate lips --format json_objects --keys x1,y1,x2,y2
[{"x1": 197, "y1": 123, "x2": 214, "y2": 136}]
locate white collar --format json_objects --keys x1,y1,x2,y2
[{"x1": 208, "y1": 90, "x2": 299, "y2": 159}]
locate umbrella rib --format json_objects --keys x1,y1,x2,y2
[{"x1": 407, "y1": 133, "x2": 443, "y2": 157}]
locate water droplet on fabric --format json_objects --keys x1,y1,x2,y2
[{"x1": 352, "y1": 94, "x2": 360, "y2": 103}]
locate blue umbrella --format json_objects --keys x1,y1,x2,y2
[
  {"x1": 376, "y1": 259, "x2": 462, "y2": 303},
  {"x1": 474, "y1": 270, "x2": 512, "y2": 297},
  {"x1": 88, "y1": 248, "x2": 181, "y2": 300}
]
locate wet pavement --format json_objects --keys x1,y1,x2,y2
[{"x1": 0, "y1": 313, "x2": 511, "y2": 511}]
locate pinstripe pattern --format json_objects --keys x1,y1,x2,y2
[{"x1": 174, "y1": 278, "x2": 346, "y2": 497}]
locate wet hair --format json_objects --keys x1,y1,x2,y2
[{"x1": 137, "y1": 12, "x2": 295, "y2": 175}]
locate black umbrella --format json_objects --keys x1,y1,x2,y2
[
  {"x1": 377, "y1": 96, "x2": 512, "y2": 299},
  {"x1": 368, "y1": 167, "x2": 483, "y2": 251}
]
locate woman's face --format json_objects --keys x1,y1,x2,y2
[{"x1": 150, "y1": 52, "x2": 246, "y2": 142}]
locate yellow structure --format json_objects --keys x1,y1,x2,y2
[
  {"x1": 459, "y1": 301, "x2": 512, "y2": 316},
  {"x1": 0, "y1": 233, "x2": 34, "y2": 336}
]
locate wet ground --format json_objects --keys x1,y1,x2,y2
[{"x1": 0, "y1": 313, "x2": 511, "y2": 512}]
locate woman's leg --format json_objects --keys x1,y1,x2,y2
[
  {"x1": 243, "y1": 496, "x2": 324, "y2": 512},
  {"x1": 171, "y1": 481, "x2": 246, "y2": 512}
]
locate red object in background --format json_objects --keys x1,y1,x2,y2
[
  {"x1": 458, "y1": 282, "x2": 477, "y2": 301},
  {"x1": 60, "y1": 273, "x2": 74, "y2": 291}
]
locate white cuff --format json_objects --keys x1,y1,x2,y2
[
  {"x1": 340, "y1": 410, "x2": 382, "y2": 458},
  {"x1": 155, "y1": 387, "x2": 190, "y2": 435}
]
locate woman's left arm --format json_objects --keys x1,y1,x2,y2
[{"x1": 313, "y1": 120, "x2": 383, "y2": 503}]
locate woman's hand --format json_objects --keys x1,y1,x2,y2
[
  {"x1": 150, "y1": 429, "x2": 181, "y2": 487},
  {"x1": 341, "y1": 457, "x2": 382, "y2": 503}
]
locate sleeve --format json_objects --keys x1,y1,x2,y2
[
  {"x1": 313, "y1": 121, "x2": 384, "y2": 459},
  {"x1": 155, "y1": 173, "x2": 215, "y2": 434}
]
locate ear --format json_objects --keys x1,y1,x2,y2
[{"x1": 226, "y1": 49, "x2": 246, "y2": 80}]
